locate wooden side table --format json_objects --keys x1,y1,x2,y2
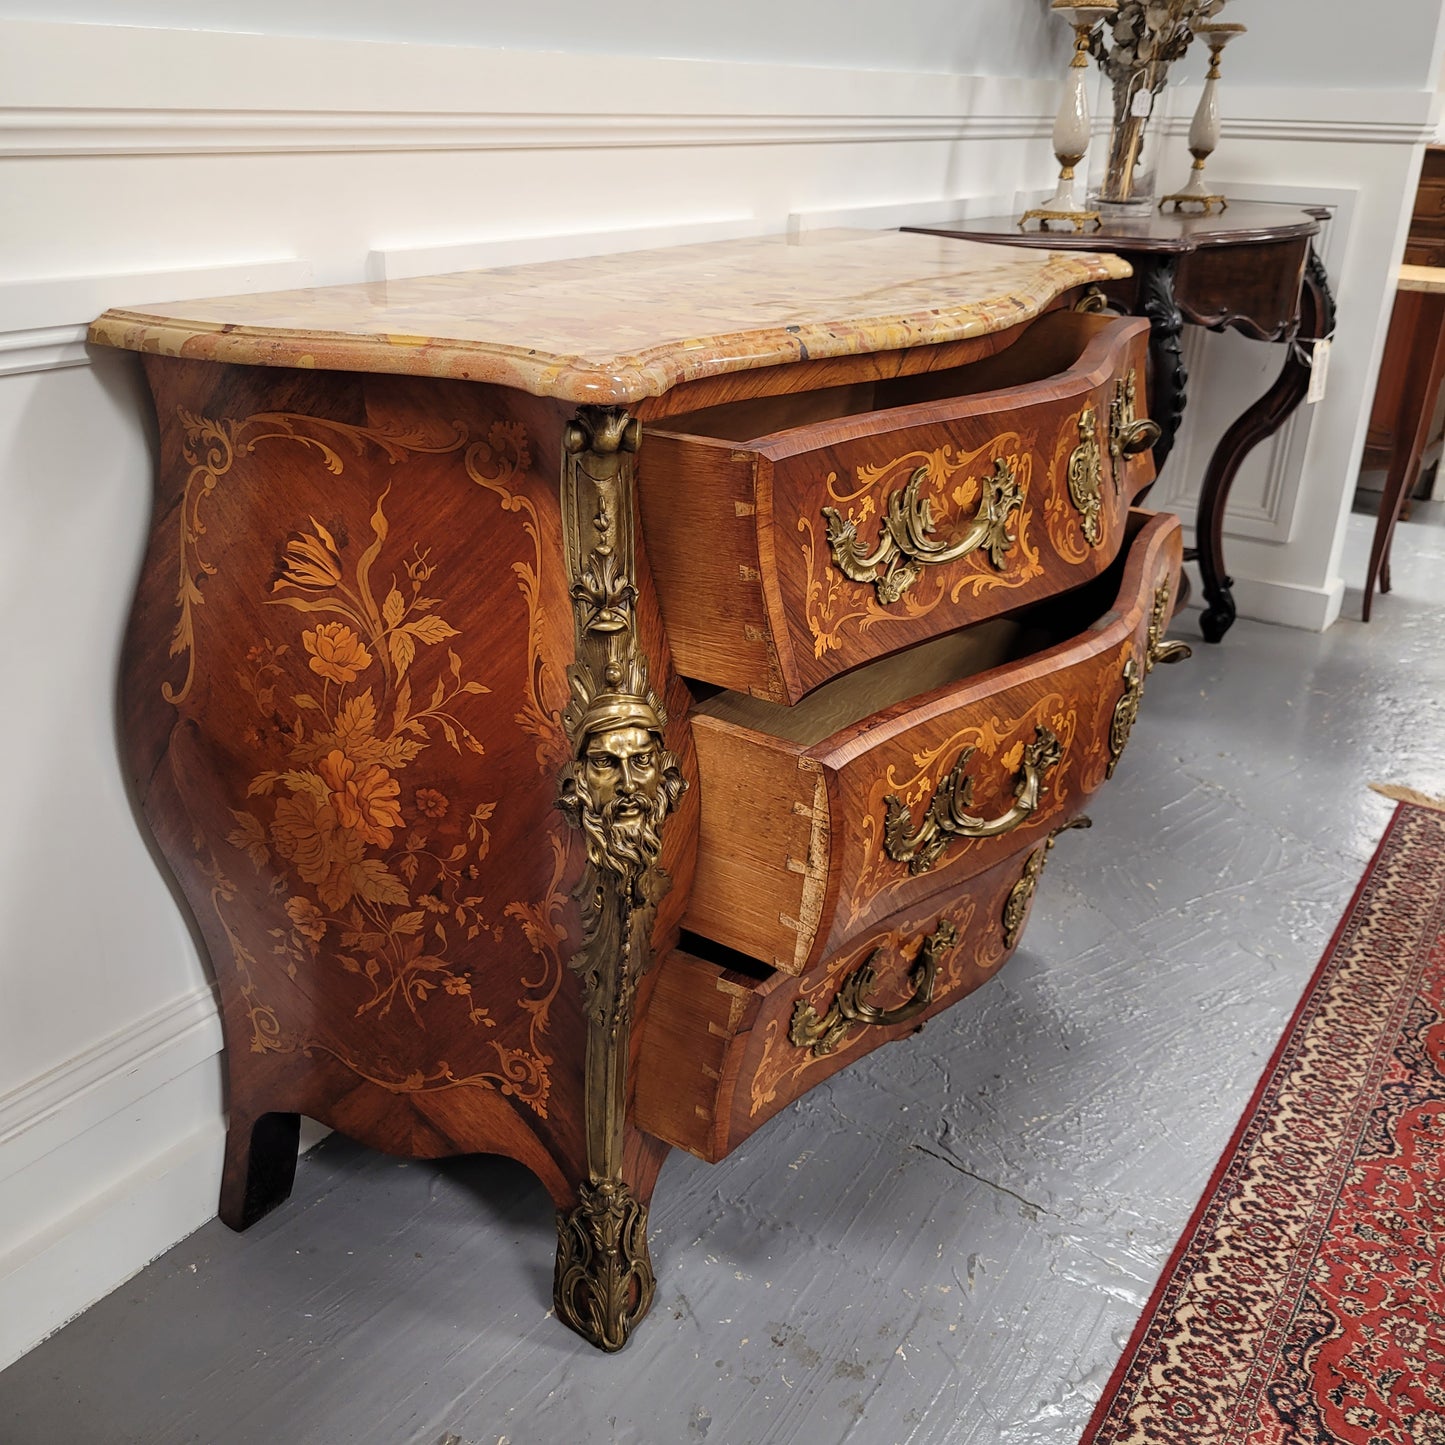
[
  {"x1": 1363, "y1": 264, "x2": 1445, "y2": 619},
  {"x1": 906, "y1": 203, "x2": 1336, "y2": 642}
]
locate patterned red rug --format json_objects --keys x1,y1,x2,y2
[{"x1": 1081, "y1": 801, "x2": 1445, "y2": 1445}]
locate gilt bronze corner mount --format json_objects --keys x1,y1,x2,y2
[{"x1": 553, "y1": 405, "x2": 685, "y2": 1352}]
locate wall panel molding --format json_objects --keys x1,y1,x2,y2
[
  {"x1": 0, "y1": 260, "x2": 311, "y2": 376},
  {"x1": 0, "y1": 106, "x2": 1056, "y2": 158}
]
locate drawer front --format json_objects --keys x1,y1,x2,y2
[
  {"x1": 638, "y1": 827, "x2": 1092, "y2": 1163},
  {"x1": 682, "y1": 508, "x2": 1186, "y2": 974},
  {"x1": 642, "y1": 312, "x2": 1156, "y2": 703}
]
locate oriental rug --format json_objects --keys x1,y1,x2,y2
[{"x1": 1081, "y1": 801, "x2": 1445, "y2": 1445}]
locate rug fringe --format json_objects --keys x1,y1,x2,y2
[{"x1": 1368, "y1": 783, "x2": 1445, "y2": 813}]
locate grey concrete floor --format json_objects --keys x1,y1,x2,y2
[{"x1": 3, "y1": 505, "x2": 1443, "y2": 1445}]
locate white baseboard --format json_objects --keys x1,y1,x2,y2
[
  {"x1": 0, "y1": 985, "x2": 222, "y2": 1178},
  {"x1": 0, "y1": 1058, "x2": 225, "y2": 1371},
  {"x1": 0, "y1": 987, "x2": 331, "y2": 1371},
  {"x1": 1183, "y1": 568, "x2": 1347, "y2": 633}
]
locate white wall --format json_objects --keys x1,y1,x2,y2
[
  {"x1": 0, "y1": 1, "x2": 1440, "y2": 1369},
  {"x1": 0, "y1": 0, "x2": 1072, "y2": 75}
]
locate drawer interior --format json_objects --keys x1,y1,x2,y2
[
  {"x1": 655, "y1": 309, "x2": 1119, "y2": 444},
  {"x1": 690, "y1": 509, "x2": 1148, "y2": 749}
]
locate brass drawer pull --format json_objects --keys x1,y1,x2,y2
[
  {"x1": 1110, "y1": 374, "x2": 1161, "y2": 458},
  {"x1": 789, "y1": 921, "x2": 958, "y2": 1057},
  {"x1": 823, "y1": 457, "x2": 1024, "y2": 605},
  {"x1": 883, "y1": 725, "x2": 1062, "y2": 876}
]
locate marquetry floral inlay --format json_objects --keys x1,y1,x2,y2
[
  {"x1": 227, "y1": 489, "x2": 500, "y2": 1024},
  {"x1": 167, "y1": 408, "x2": 562, "y2": 1114}
]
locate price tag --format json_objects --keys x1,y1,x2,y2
[
  {"x1": 1131, "y1": 90, "x2": 1153, "y2": 118},
  {"x1": 1307, "y1": 337, "x2": 1332, "y2": 404}
]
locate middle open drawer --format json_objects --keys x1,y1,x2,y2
[{"x1": 681, "y1": 507, "x2": 1185, "y2": 976}]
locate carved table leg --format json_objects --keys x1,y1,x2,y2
[
  {"x1": 1136, "y1": 255, "x2": 1189, "y2": 476},
  {"x1": 1192, "y1": 246, "x2": 1336, "y2": 642},
  {"x1": 1364, "y1": 286, "x2": 1445, "y2": 620},
  {"x1": 552, "y1": 407, "x2": 687, "y2": 1351}
]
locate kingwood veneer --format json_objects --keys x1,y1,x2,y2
[{"x1": 90, "y1": 230, "x2": 1190, "y2": 1352}]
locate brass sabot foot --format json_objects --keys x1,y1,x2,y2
[{"x1": 553, "y1": 1179, "x2": 656, "y2": 1352}]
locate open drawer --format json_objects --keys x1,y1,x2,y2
[
  {"x1": 638, "y1": 308, "x2": 1158, "y2": 703},
  {"x1": 681, "y1": 507, "x2": 1187, "y2": 976},
  {"x1": 637, "y1": 831, "x2": 1090, "y2": 1163}
]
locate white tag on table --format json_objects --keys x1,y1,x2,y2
[
  {"x1": 1131, "y1": 90, "x2": 1153, "y2": 118},
  {"x1": 1307, "y1": 337, "x2": 1332, "y2": 404}
]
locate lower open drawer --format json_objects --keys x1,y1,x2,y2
[{"x1": 635, "y1": 826, "x2": 1092, "y2": 1163}]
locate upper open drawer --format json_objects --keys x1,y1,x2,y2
[{"x1": 639, "y1": 309, "x2": 1156, "y2": 704}]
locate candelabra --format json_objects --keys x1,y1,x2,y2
[
  {"x1": 1020, "y1": 0, "x2": 1118, "y2": 232},
  {"x1": 1160, "y1": 23, "x2": 1246, "y2": 214}
]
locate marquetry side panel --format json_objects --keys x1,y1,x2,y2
[{"x1": 121, "y1": 358, "x2": 698, "y2": 1207}]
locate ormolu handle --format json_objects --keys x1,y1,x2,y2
[
  {"x1": 1117, "y1": 417, "x2": 1161, "y2": 456},
  {"x1": 789, "y1": 921, "x2": 958, "y2": 1058},
  {"x1": 824, "y1": 457, "x2": 1024, "y2": 605},
  {"x1": 1109, "y1": 373, "x2": 1159, "y2": 461},
  {"x1": 883, "y1": 726, "x2": 1062, "y2": 876}
]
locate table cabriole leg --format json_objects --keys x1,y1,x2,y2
[{"x1": 1193, "y1": 246, "x2": 1336, "y2": 642}]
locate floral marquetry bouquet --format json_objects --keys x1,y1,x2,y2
[{"x1": 1089, "y1": 0, "x2": 1231, "y2": 207}]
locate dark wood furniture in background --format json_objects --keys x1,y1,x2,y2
[
  {"x1": 1361, "y1": 266, "x2": 1445, "y2": 619},
  {"x1": 1402, "y1": 145, "x2": 1445, "y2": 268},
  {"x1": 1360, "y1": 147, "x2": 1445, "y2": 619},
  {"x1": 906, "y1": 203, "x2": 1336, "y2": 643},
  {"x1": 88, "y1": 233, "x2": 1190, "y2": 1353}
]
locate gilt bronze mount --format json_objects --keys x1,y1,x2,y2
[
  {"x1": 1001, "y1": 816, "x2": 1093, "y2": 948},
  {"x1": 789, "y1": 920, "x2": 959, "y2": 1058},
  {"x1": 1110, "y1": 374, "x2": 1161, "y2": 462},
  {"x1": 883, "y1": 726, "x2": 1063, "y2": 876},
  {"x1": 824, "y1": 458, "x2": 1023, "y2": 605},
  {"x1": 1107, "y1": 576, "x2": 1191, "y2": 777},
  {"x1": 1068, "y1": 407, "x2": 1106, "y2": 546},
  {"x1": 553, "y1": 405, "x2": 686, "y2": 1352}
]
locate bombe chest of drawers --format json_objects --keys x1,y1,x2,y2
[{"x1": 90, "y1": 231, "x2": 1189, "y2": 1352}]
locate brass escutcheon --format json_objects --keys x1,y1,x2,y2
[
  {"x1": 789, "y1": 920, "x2": 959, "y2": 1058},
  {"x1": 883, "y1": 726, "x2": 1063, "y2": 876},
  {"x1": 1108, "y1": 576, "x2": 1192, "y2": 778},
  {"x1": 1068, "y1": 406, "x2": 1105, "y2": 546},
  {"x1": 823, "y1": 457, "x2": 1024, "y2": 605}
]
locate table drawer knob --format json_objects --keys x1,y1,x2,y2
[
  {"x1": 822, "y1": 457, "x2": 1024, "y2": 605},
  {"x1": 788, "y1": 920, "x2": 958, "y2": 1057},
  {"x1": 883, "y1": 725, "x2": 1062, "y2": 876}
]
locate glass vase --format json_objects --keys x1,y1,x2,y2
[{"x1": 1096, "y1": 65, "x2": 1166, "y2": 211}]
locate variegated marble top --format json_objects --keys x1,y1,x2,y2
[{"x1": 89, "y1": 230, "x2": 1131, "y2": 403}]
